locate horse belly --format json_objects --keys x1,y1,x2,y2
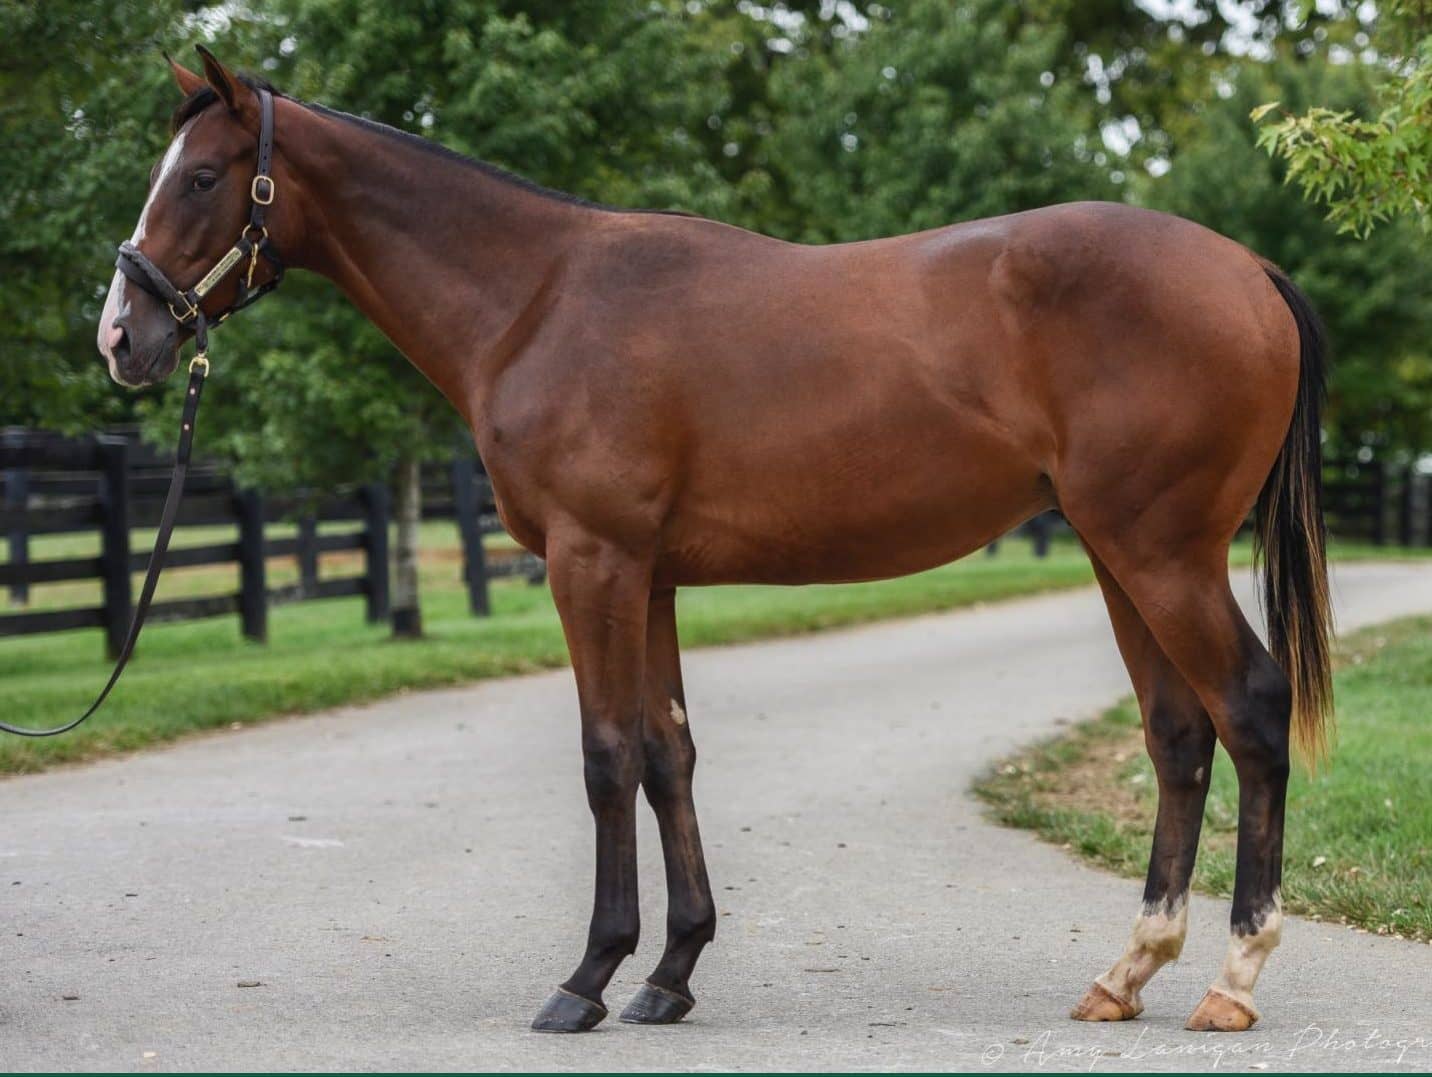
[{"x1": 657, "y1": 420, "x2": 1049, "y2": 587}]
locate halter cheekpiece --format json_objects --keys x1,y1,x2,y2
[{"x1": 115, "y1": 87, "x2": 284, "y2": 361}]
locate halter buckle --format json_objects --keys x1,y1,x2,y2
[
  {"x1": 168, "y1": 296, "x2": 199, "y2": 323},
  {"x1": 189, "y1": 353, "x2": 210, "y2": 376},
  {"x1": 251, "y1": 174, "x2": 275, "y2": 205}
]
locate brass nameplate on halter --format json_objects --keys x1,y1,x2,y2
[{"x1": 192, "y1": 245, "x2": 246, "y2": 298}]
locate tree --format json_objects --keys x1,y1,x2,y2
[
  {"x1": 762, "y1": 0, "x2": 1116, "y2": 243},
  {"x1": 1254, "y1": 2, "x2": 1431, "y2": 236},
  {"x1": 0, "y1": 0, "x2": 187, "y2": 429}
]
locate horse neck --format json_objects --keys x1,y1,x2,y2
[{"x1": 277, "y1": 100, "x2": 593, "y2": 423}]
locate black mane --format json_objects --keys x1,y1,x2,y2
[{"x1": 171, "y1": 70, "x2": 690, "y2": 217}]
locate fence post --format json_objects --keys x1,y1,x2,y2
[
  {"x1": 1371, "y1": 463, "x2": 1388, "y2": 546},
  {"x1": 296, "y1": 513, "x2": 319, "y2": 595},
  {"x1": 96, "y1": 437, "x2": 132, "y2": 660},
  {"x1": 1030, "y1": 513, "x2": 1052, "y2": 559},
  {"x1": 361, "y1": 483, "x2": 391, "y2": 624},
  {"x1": 4, "y1": 458, "x2": 29, "y2": 606},
  {"x1": 235, "y1": 489, "x2": 268, "y2": 642},
  {"x1": 1425, "y1": 470, "x2": 1432, "y2": 549},
  {"x1": 450, "y1": 454, "x2": 491, "y2": 617},
  {"x1": 1396, "y1": 465, "x2": 1418, "y2": 548}
]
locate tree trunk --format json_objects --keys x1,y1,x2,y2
[{"x1": 391, "y1": 453, "x2": 423, "y2": 638}]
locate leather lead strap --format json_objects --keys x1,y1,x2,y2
[{"x1": 0, "y1": 364, "x2": 208, "y2": 737}]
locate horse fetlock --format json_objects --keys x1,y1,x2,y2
[
  {"x1": 1074, "y1": 895, "x2": 1189, "y2": 1022},
  {"x1": 667, "y1": 904, "x2": 717, "y2": 947},
  {"x1": 1186, "y1": 895, "x2": 1282, "y2": 1031}
]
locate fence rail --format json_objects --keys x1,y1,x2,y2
[{"x1": 1, "y1": 428, "x2": 541, "y2": 653}]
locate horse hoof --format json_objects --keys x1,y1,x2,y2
[
  {"x1": 1185, "y1": 988, "x2": 1258, "y2": 1032},
  {"x1": 1070, "y1": 981, "x2": 1141, "y2": 1022},
  {"x1": 531, "y1": 987, "x2": 608, "y2": 1032},
  {"x1": 619, "y1": 982, "x2": 695, "y2": 1024}
]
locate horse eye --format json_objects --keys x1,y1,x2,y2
[{"x1": 192, "y1": 171, "x2": 217, "y2": 192}]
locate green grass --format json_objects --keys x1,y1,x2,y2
[
  {"x1": 3, "y1": 523, "x2": 1425, "y2": 778},
  {"x1": 0, "y1": 534, "x2": 1096, "y2": 775},
  {"x1": 974, "y1": 616, "x2": 1432, "y2": 942}
]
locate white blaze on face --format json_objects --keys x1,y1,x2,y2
[
  {"x1": 132, "y1": 127, "x2": 189, "y2": 245},
  {"x1": 96, "y1": 269, "x2": 127, "y2": 379},
  {"x1": 97, "y1": 128, "x2": 189, "y2": 374},
  {"x1": 1094, "y1": 893, "x2": 1190, "y2": 1011}
]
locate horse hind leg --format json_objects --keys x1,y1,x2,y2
[
  {"x1": 1074, "y1": 527, "x2": 1291, "y2": 1032},
  {"x1": 1071, "y1": 552, "x2": 1216, "y2": 1022},
  {"x1": 619, "y1": 588, "x2": 716, "y2": 1025}
]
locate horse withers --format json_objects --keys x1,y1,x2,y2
[{"x1": 97, "y1": 48, "x2": 1332, "y2": 1034}]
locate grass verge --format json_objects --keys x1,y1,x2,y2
[
  {"x1": 1, "y1": 538, "x2": 1096, "y2": 775},
  {"x1": 974, "y1": 616, "x2": 1432, "y2": 943}
]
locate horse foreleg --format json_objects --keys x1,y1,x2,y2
[
  {"x1": 619, "y1": 587, "x2": 717, "y2": 1024},
  {"x1": 531, "y1": 533, "x2": 652, "y2": 1033}
]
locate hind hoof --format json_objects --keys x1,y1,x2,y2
[
  {"x1": 1186, "y1": 988, "x2": 1258, "y2": 1032},
  {"x1": 1070, "y1": 981, "x2": 1141, "y2": 1022},
  {"x1": 531, "y1": 987, "x2": 608, "y2": 1032},
  {"x1": 619, "y1": 982, "x2": 695, "y2": 1024}
]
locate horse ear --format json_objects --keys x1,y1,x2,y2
[
  {"x1": 195, "y1": 44, "x2": 243, "y2": 113},
  {"x1": 166, "y1": 52, "x2": 206, "y2": 97}
]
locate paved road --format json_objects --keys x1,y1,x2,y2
[{"x1": 3, "y1": 562, "x2": 1432, "y2": 1072}]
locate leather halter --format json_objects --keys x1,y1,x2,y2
[
  {"x1": 0, "y1": 89, "x2": 283, "y2": 739},
  {"x1": 115, "y1": 87, "x2": 284, "y2": 362}
]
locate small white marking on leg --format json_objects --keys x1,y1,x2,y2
[
  {"x1": 668, "y1": 699, "x2": 687, "y2": 726},
  {"x1": 1194, "y1": 766, "x2": 1205, "y2": 783},
  {"x1": 1094, "y1": 892, "x2": 1189, "y2": 1010}
]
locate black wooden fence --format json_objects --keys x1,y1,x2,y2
[
  {"x1": 0, "y1": 428, "x2": 539, "y2": 655},
  {"x1": 3, "y1": 425, "x2": 1428, "y2": 652},
  {"x1": 1323, "y1": 462, "x2": 1432, "y2": 547}
]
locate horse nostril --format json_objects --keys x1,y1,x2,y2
[{"x1": 111, "y1": 327, "x2": 131, "y2": 366}]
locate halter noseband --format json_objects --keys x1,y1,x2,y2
[{"x1": 115, "y1": 87, "x2": 284, "y2": 363}]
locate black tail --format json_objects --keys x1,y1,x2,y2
[{"x1": 1257, "y1": 266, "x2": 1334, "y2": 762}]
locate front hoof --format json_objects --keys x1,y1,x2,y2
[
  {"x1": 531, "y1": 987, "x2": 608, "y2": 1033},
  {"x1": 1070, "y1": 981, "x2": 1141, "y2": 1022},
  {"x1": 619, "y1": 981, "x2": 695, "y2": 1024},
  {"x1": 1185, "y1": 988, "x2": 1258, "y2": 1032}
]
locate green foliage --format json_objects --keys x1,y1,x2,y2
[
  {"x1": 764, "y1": 0, "x2": 1115, "y2": 241},
  {"x1": 1256, "y1": 4, "x2": 1432, "y2": 236},
  {"x1": 0, "y1": 0, "x2": 183, "y2": 429}
]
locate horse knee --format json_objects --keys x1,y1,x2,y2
[{"x1": 582, "y1": 726, "x2": 643, "y2": 805}]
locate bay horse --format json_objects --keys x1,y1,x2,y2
[{"x1": 98, "y1": 49, "x2": 1333, "y2": 1035}]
